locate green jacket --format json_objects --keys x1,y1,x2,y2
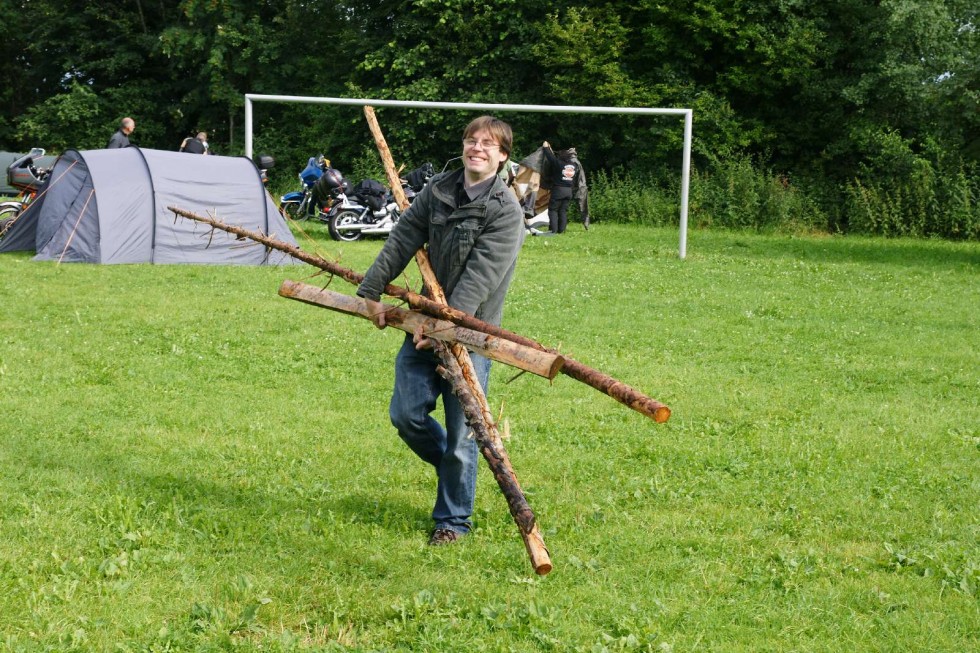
[{"x1": 357, "y1": 169, "x2": 525, "y2": 326}]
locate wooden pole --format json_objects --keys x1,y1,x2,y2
[
  {"x1": 279, "y1": 281, "x2": 564, "y2": 380},
  {"x1": 364, "y1": 106, "x2": 411, "y2": 211},
  {"x1": 166, "y1": 205, "x2": 671, "y2": 424},
  {"x1": 432, "y1": 340, "x2": 552, "y2": 575}
]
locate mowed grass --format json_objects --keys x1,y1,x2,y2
[{"x1": 0, "y1": 222, "x2": 977, "y2": 651}]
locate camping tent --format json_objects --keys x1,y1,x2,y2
[{"x1": 0, "y1": 147, "x2": 299, "y2": 265}]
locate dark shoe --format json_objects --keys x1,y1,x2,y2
[{"x1": 428, "y1": 528, "x2": 462, "y2": 546}]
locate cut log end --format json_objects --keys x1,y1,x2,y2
[{"x1": 524, "y1": 526, "x2": 553, "y2": 576}]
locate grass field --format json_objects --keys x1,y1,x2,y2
[{"x1": 1, "y1": 223, "x2": 977, "y2": 651}]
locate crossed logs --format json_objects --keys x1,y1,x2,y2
[{"x1": 165, "y1": 107, "x2": 669, "y2": 575}]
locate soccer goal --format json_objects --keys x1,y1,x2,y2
[{"x1": 244, "y1": 94, "x2": 692, "y2": 258}]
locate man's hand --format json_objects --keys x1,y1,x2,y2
[
  {"x1": 412, "y1": 324, "x2": 434, "y2": 350},
  {"x1": 364, "y1": 298, "x2": 388, "y2": 329}
]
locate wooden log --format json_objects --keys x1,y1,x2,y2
[
  {"x1": 278, "y1": 280, "x2": 564, "y2": 380},
  {"x1": 432, "y1": 340, "x2": 552, "y2": 575},
  {"x1": 364, "y1": 106, "x2": 411, "y2": 211},
  {"x1": 165, "y1": 206, "x2": 671, "y2": 423},
  {"x1": 362, "y1": 106, "x2": 446, "y2": 310}
]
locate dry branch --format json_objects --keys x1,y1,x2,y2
[
  {"x1": 364, "y1": 106, "x2": 411, "y2": 210},
  {"x1": 165, "y1": 206, "x2": 670, "y2": 424},
  {"x1": 432, "y1": 340, "x2": 552, "y2": 575},
  {"x1": 364, "y1": 108, "x2": 552, "y2": 574}
]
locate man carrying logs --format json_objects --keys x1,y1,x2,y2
[{"x1": 357, "y1": 115, "x2": 525, "y2": 546}]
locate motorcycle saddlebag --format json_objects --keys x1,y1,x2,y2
[
  {"x1": 354, "y1": 178, "x2": 387, "y2": 211},
  {"x1": 253, "y1": 154, "x2": 275, "y2": 170}
]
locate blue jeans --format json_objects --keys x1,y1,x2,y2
[{"x1": 389, "y1": 335, "x2": 491, "y2": 534}]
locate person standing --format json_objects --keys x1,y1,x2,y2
[
  {"x1": 541, "y1": 141, "x2": 585, "y2": 234},
  {"x1": 563, "y1": 147, "x2": 590, "y2": 230},
  {"x1": 106, "y1": 117, "x2": 135, "y2": 149},
  {"x1": 180, "y1": 132, "x2": 209, "y2": 154},
  {"x1": 357, "y1": 116, "x2": 525, "y2": 546}
]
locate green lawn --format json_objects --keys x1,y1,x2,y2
[{"x1": 1, "y1": 223, "x2": 977, "y2": 651}]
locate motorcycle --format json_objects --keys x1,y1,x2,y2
[
  {"x1": 0, "y1": 148, "x2": 51, "y2": 240},
  {"x1": 279, "y1": 154, "x2": 343, "y2": 221},
  {"x1": 323, "y1": 162, "x2": 434, "y2": 242}
]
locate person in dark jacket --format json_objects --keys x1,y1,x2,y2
[
  {"x1": 541, "y1": 141, "x2": 587, "y2": 233},
  {"x1": 106, "y1": 117, "x2": 135, "y2": 149},
  {"x1": 357, "y1": 116, "x2": 525, "y2": 546},
  {"x1": 180, "y1": 132, "x2": 209, "y2": 154}
]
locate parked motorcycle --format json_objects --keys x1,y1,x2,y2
[
  {"x1": 0, "y1": 148, "x2": 50, "y2": 240},
  {"x1": 323, "y1": 162, "x2": 434, "y2": 242},
  {"x1": 279, "y1": 154, "x2": 344, "y2": 221}
]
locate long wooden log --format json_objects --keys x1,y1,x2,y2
[
  {"x1": 165, "y1": 206, "x2": 670, "y2": 423},
  {"x1": 432, "y1": 339, "x2": 552, "y2": 575},
  {"x1": 278, "y1": 281, "x2": 564, "y2": 379},
  {"x1": 367, "y1": 109, "x2": 550, "y2": 569},
  {"x1": 364, "y1": 106, "x2": 411, "y2": 211},
  {"x1": 362, "y1": 107, "x2": 445, "y2": 307}
]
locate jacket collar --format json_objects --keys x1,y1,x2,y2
[{"x1": 432, "y1": 168, "x2": 507, "y2": 207}]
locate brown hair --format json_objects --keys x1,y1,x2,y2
[{"x1": 462, "y1": 115, "x2": 513, "y2": 157}]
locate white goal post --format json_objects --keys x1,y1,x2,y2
[{"x1": 244, "y1": 94, "x2": 692, "y2": 258}]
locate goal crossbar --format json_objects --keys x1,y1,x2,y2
[{"x1": 244, "y1": 94, "x2": 692, "y2": 258}]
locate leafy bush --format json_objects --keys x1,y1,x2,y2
[
  {"x1": 588, "y1": 156, "x2": 826, "y2": 233},
  {"x1": 689, "y1": 155, "x2": 825, "y2": 232},
  {"x1": 587, "y1": 168, "x2": 678, "y2": 226},
  {"x1": 588, "y1": 147, "x2": 979, "y2": 240},
  {"x1": 844, "y1": 132, "x2": 979, "y2": 239}
]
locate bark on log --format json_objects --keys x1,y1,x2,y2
[
  {"x1": 166, "y1": 206, "x2": 670, "y2": 423},
  {"x1": 364, "y1": 106, "x2": 411, "y2": 211},
  {"x1": 362, "y1": 106, "x2": 447, "y2": 308},
  {"x1": 279, "y1": 281, "x2": 564, "y2": 379},
  {"x1": 432, "y1": 340, "x2": 552, "y2": 575}
]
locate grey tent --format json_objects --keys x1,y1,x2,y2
[{"x1": 0, "y1": 147, "x2": 299, "y2": 265}]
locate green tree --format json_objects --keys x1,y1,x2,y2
[
  {"x1": 0, "y1": 0, "x2": 179, "y2": 149},
  {"x1": 350, "y1": 0, "x2": 551, "y2": 163},
  {"x1": 15, "y1": 82, "x2": 104, "y2": 150},
  {"x1": 159, "y1": 0, "x2": 290, "y2": 152}
]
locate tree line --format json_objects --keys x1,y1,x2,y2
[{"x1": 1, "y1": 0, "x2": 976, "y2": 237}]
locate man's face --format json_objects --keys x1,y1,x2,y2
[{"x1": 462, "y1": 128, "x2": 507, "y2": 182}]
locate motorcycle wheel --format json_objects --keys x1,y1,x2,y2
[
  {"x1": 280, "y1": 200, "x2": 303, "y2": 221},
  {"x1": 0, "y1": 202, "x2": 23, "y2": 241},
  {"x1": 328, "y1": 209, "x2": 364, "y2": 242}
]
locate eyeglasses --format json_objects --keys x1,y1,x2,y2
[{"x1": 463, "y1": 138, "x2": 501, "y2": 151}]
